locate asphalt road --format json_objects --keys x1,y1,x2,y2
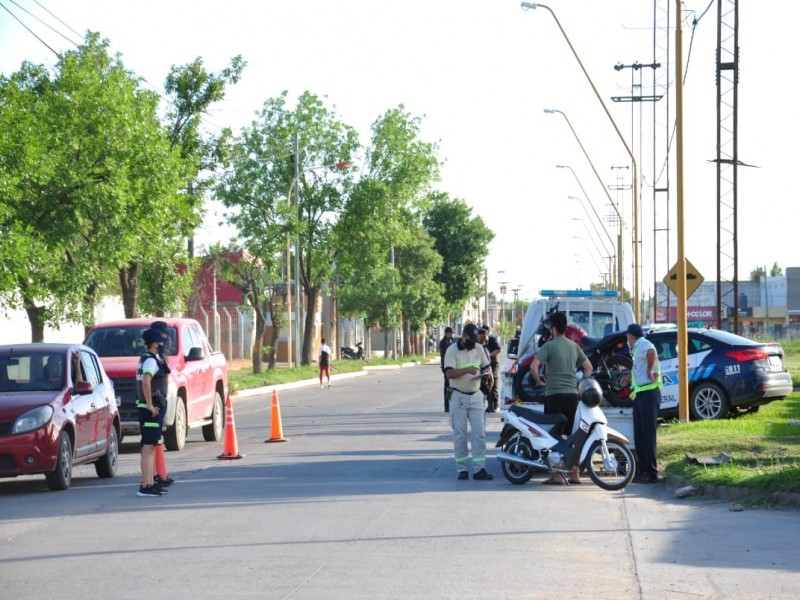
[{"x1": 1, "y1": 364, "x2": 798, "y2": 599}]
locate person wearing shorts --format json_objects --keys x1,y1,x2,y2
[
  {"x1": 319, "y1": 338, "x2": 332, "y2": 388},
  {"x1": 135, "y1": 328, "x2": 167, "y2": 497}
]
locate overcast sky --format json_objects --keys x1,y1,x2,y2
[{"x1": 1, "y1": 0, "x2": 795, "y2": 305}]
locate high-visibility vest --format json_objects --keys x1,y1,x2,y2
[{"x1": 630, "y1": 342, "x2": 662, "y2": 400}]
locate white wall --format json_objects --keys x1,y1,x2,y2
[{"x1": 0, "y1": 297, "x2": 126, "y2": 344}]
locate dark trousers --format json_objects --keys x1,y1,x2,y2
[
  {"x1": 442, "y1": 369, "x2": 451, "y2": 412},
  {"x1": 544, "y1": 392, "x2": 579, "y2": 437},
  {"x1": 633, "y1": 388, "x2": 661, "y2": 477},
  {"x1": 485, "y1": 363, "x2": 499, "y2": 412}
]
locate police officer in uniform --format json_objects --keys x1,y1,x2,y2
[
  {"x1": 150, "y1": 321, "x2": 174, "y2": 488},
  {"x1": 135, "y1": 328, "x2": 171, "y2": 497},
  {"x1": 479, "y1": 325, "x2": 501, "y2": 413},
  {"x1": 625, "y1": 323, "x2": 663, "y2": 484},
  {"x1": 438, "y1": 326, "x2": 457, "y2": 412},
  {"x1": 444, "y1": 323, "x2": 494, "y2": 480}
]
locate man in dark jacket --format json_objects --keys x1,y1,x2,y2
[
  {"x1": 479, "y1": 325, "x2": 502, "y2": 413},
  {"x1": 439, "y1": 327, "x2": 457, "y2": 412}
]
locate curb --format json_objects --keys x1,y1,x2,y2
[
  {"x1": 666, "y1": 474, "x2": 800, "y2": 510},
  {"x1": 231, "y1": 361, "x2": 428, "y2": 400}
]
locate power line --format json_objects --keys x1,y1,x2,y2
[
  {"x1": 32, "y1": 0, "x2": 83, "y2": 40},
  {"x1": 8, "y1": 0, "x2": 82, "y2": 46},
  {"x1": 0, "y1": 0, "x2": 60, "y2": 58}
]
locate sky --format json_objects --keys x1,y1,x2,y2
[{"x1": 1, "y1": 0, "x2": 796, "y2": 306}]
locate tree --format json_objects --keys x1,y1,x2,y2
[
  {"x1": 217, "y1": 91, "x2": 358, "y2": 365},
  {"x1": 0, "y1": 34, "x2": 187, "y2": 340},
  {"x1": 423, "y1": 192, "x2": 494, "y2": 315},
  {"x1": 335, "y1": 106, "x2": 440, "y2": 356},
  {"x1": 215, "y1": 138, "x2": 291, "y2": 371},
  {"x1": 118, "y1": 55, "x2": 245, "y2": 318}
]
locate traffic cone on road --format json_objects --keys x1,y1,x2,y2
[
  {"x1": 218, "y1": 393, "x2": 243, "y2": 460},
  {"x1": 265, "y1": 389, "x2": 288, "y2": 443},
  {"x1": 155, "y1": 442, "x2": 169, "y2": 479}
]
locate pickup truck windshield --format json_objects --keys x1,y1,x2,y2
[{"x1": 85, "y1": 326, "x2": 178, "y2": 357}]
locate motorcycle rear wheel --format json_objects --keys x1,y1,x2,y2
[
  {"x1": 500, "y1": 437, "x2": 536, "y2": 485},
  {"x1": 602, "y1": 355, "x2": 634, "y2": 408},
  {"x1": 585, "y1": 439, "x2": 636, "y2": 491}
]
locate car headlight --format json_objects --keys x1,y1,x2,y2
[{"x1": 12, "y1": 405, "x2": 54, "y2": 434}]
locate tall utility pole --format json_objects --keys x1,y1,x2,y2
[
  {"x1": 715, "y1": 0, "x2": 741, "y2": 333},
  {"x1": 293, "y1": 131, "x2": 302, "y2": 366},
  {"x1": 612, "y1": 61, "x2": 662, "y2": 319}
]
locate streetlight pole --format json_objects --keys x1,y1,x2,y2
[
  {"x1": 568, "y1": 197, "x2": 615, "y2": 278},
  {"x1": 557, "y1": 165, "x2": 619, "y2": 290},
  {"x1": 524, "y1": 2, "x2": 640, "y2": 319},
  {"x1": 546, "y1": 108, "x2": 624, "y2": 296}
]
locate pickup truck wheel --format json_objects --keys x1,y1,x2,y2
[
  {"x1": 202, "y1": 391, "x2": 224, "y2": 442},
  {"x1": 164, "y1": 399, "x2": 187, "y2": 451}
]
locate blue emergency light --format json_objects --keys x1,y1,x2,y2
[{"x1": 539, "y1": 289, "x2": 620, "y2": 298}]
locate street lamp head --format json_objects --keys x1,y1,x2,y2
[{"x1": 520, "y1": 2, "x2": 539, "y2": 10}]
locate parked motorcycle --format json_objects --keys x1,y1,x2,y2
[
  {"x1": 341, "y1": 341, "x2": 365, "y2": 360},
  {"x1": 496, "y1": 378, "x2": 636, "y2": 490},
  {"x1": 512, "y1": 306, "x2": 633, "y2": 408}
]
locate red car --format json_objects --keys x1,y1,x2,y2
[{"x1": 0, "y1": 344, "x2": 120, "y2": 490}]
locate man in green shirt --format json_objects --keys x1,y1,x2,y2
[{"x1": 530, "y1": 311, "x2": 593, "y2": 484}]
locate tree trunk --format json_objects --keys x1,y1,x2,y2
[
  {"x1": 383, "y1": 324, "x2": 390, "y2": 360},
  {"x1": 251, "y1": 305, "x2": 265, "y2": 375},
  {"x1": 23, "y1": 301, "x2": 45, "y2": 343},
  {"x1": 266, "y1": 296, "x2": 281, "y2": 370},
  {"x1": 301, "y1": 286, "x2": 320, "y2": 365},
  {"x1": 403, "y1": 318, "x2": 411, "y2": 356},
  {"x1": 119, "y1": 263, "x2": 140, "y2": 318}
]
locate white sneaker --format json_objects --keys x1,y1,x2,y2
[
  {"x1": 320, "y1": 383, "x2": 324, "y2": 389},
  {"x1": 327, "y1": 383, "x2": 331, "y2": 388}
]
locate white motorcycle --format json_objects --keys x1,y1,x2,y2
[{"x1": 495, "y1": 379, "x2": 636, "y2": 490}]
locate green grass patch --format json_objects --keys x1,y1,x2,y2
[{"x1": 659, "y1": 392, "x2": 800, "y2": 496}]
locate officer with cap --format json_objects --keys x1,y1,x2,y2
[
  {"x1": 150, "y1": 321, "x2": 174, "y2": 488},
  {"x1": 135, "y1": 328, "x2": 169, "y2": 497},
  {"x1": 443, "y1": 323, "x2": 494, "y2": 481},
  {"x1": 625, "y1": 323, "x2": 663, "y2": 484},
  {"x1": 438, "y1": 326, "x2": 457, "y2": 412}
]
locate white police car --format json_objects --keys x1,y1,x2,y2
[{"x1": 647, "y1": 328, "x2": 793, "y2": 420}]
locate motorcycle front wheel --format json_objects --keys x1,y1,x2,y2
[
  {"x1": 500, "y1": 436, "x2": 536, "y2": 485},
  {"x1": 585, "y1": 439, "x2": 636, "y2": 491}
]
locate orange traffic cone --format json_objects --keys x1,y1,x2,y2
[
  {"x1": 265, "y1": 389, "x2": 288, "y2": 443},
  {"x1": 155, "y1": 443, "x2": 169, "y2": 479},
  {"x1": 218, "y1": 393, "x2": 243, "y2": 460}
]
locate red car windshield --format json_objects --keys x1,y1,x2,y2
[{"x1": 0, "y1": 352, "x2": 66, "y2": 391}]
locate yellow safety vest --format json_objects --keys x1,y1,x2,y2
[{"x1": 630, "y1": 342, "x2": 662, "y2": 400}]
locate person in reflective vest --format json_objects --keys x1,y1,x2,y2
[{"x1": 626, "y1": 323, "x2": 663, "y2": 484}]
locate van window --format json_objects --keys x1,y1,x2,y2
[{"x1": 569, "y1": 311, "x2": 615, "y2": 337}]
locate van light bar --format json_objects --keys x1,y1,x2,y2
[{"x1": 539, "y1": 289, "x2": 620, "y2": 298}]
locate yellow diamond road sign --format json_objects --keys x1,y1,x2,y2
[{"x1": 664, "y1": 258, "x2": 704, "y2": 298}]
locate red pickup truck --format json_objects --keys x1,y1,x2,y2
[{"x1": 84, "y1": 318, "x2": 228, "y2": 451}]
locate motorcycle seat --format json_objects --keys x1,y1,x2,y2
[{"x1": 509, "y1": 404, "x2": 567, "y2": 425}]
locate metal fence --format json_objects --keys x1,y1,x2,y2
[{"x1": 190, "y1": 305, "x2": 255, "y2": 361}]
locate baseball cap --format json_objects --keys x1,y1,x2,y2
[{"x1": 626, "y1": 323, "x2": 644, "y2": 338}]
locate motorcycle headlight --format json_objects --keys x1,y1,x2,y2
[{"x1": 12, "y1": 405, "x2": 54, "y2": 434}]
